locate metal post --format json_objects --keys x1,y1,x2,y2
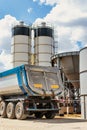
[{"x1": 84, "y1": 95, "x2": 86, "y2": 119}]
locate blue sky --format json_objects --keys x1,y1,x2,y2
[
  {"x1": 0, "y1": 0, "x2": 87, "y2": 71},
  {"x1": 0, "y1": 0, "x2": 52, "y2": 23}
]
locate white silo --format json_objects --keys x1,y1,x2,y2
[
  {"x1": 34, "y1": 22, "x2": 55, "y2": 66},
  {"x1": 11, "y1": 21, "x2": 31, "y2": 67},
  {"x1": 80, "y1": 47, "x2": 87, "y2": 119}
]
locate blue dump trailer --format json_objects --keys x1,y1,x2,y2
[{"x1": 0, "y1": 65, "x2": 63, "y2": 120}]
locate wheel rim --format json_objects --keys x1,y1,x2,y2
[
  {"x1": 6, "y1": 102, "x2": 15, "y2": 119},
  {"x1": 7, "y1": 104, "x2": 12, "y2": 117},
  {"x1": 0, "y1": 101, "x2": 7, "y2": 117},
  {"x1": 15, "y1": 102, "x2": 24, "y2": 119},
  {"x1": 7, "y1": 106, "x2": 11, "y2": 114},
  {"x1": 16, "y1": 105, "x2": 22, "y2": 118}
]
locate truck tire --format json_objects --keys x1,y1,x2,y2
[
  {"x1": 45, "y1": 112, "x2": 56, "y2": 119},
  {"x1": 35, "y1": 112, "x2": 43, "y2": 119},
  {"x1": 6, "y1": 102, "x2": 15, "y2": 119},
  {"x1": 15, "y1": 102, "x2": 27, "y2": 120},
  {"x1": 0, "y1": 101, "x2": 7, "y2": 118}
]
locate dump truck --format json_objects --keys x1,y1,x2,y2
[{"x1": 0, "y1": 65, "x2": 63, "y2": 120}]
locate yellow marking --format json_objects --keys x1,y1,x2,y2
[
  {"x1": 51, "y1": 85, "x2": 59, "y2": 89},
  {"x1": 34, "y1": 84, "x2": 42, "y2": 88}
]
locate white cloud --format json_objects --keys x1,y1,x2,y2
[
  {"x1": 34, "y1": 0, "x2": 87, "y2": 53},
  {"x1": 0, "y1": 50, "x2": 12, "y2": 72},
  {"x1": 27, "y1": 8, "x2": 33, "y2": 14},
  {"x1": 0, "y1": 15, "x2": 18, "y2": 53},
  {"x1": 39, "y1": 0, "x2": 45, "y2": 4},
  {"x1": 0, "y1": 15, "x2": 18, "y2": 71},
  {"x1": 44, "y1": 0, "x2": 87, "y2": 23}
]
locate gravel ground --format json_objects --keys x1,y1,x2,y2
[{"x1": 0, "y1": 116, "x2": 87, "y2": 130}]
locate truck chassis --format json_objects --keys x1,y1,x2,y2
[{"x1": 0, "y1": 95, "x2": 58, "y2": 119}]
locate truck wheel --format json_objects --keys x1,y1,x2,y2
[
  {"x1": 35, "y1": 112, "x2": 43, "y2": 119},
  {"x1": 15, "y1": 102, "x2": 27, "y2": 120},
  {"x1": 0, "y1": 101, "x2": 7, "y2": 118},
  {"x1": 6, "y1": 102, "x2": 15, "y2": 119},
  {"x1": 45, "y1": 112, "x2": 56, "y2": 119}
]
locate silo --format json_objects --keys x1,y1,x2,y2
[
  {"x1": 11, "y1": 21, "x2": 31, "y2": 67},
  {"x1": 51, "y1": 51, "x2": 79, "y2": 88},
  {"x1": 34, "y1": 22, "x2": 54, "y2": 66},
  {"x1": 51, "y1": 51, "x2": 80, "y2": 104},
  {"x1": 80, "y1": 47, "x2": 87, "y2": 119}
]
